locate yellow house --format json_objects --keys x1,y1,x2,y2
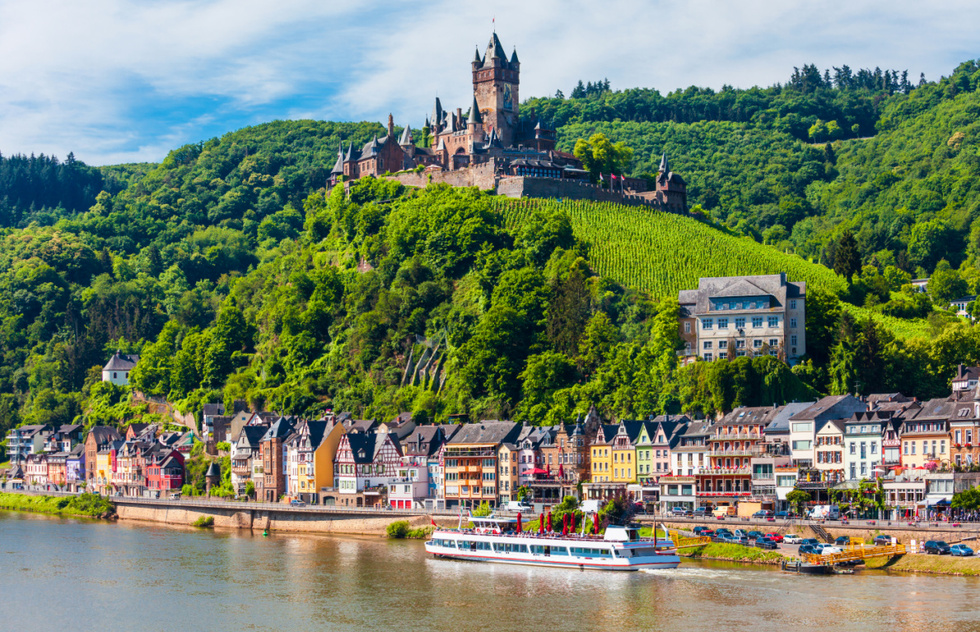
[
  {"x1": 289, "y1": 419, "x2": 346, "y2": 503},
  {"x1": 95, "y1": 447, "x2": 116, "y2": 494},
  {"x1": 590, "y1": 425, "x2": 616, "y2": 483}
]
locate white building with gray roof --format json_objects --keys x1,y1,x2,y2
[{"x1": 678, "y1": 273, "x2": 806, "y2": 365}]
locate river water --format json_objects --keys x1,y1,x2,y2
[{"x1": 1, "y1": 511, "x2": 978, "y2": 632}]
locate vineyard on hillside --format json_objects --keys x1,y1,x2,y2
[
  {"x1": 493, "y1": 198, "x2": 933, "y2": 340},
  {"x1": 493, "y1": 198, "x2": 847, "y2": 298}
]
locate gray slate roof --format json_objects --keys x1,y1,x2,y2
[{"x1": 103, "y1": 352, "x2": 139, "y2": 372}]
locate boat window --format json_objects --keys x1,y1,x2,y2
[
  {"x1": 551, "y1": 547, "x2": 569, "y2": 556},
  {"x1": 630, "y1": 547, "x2": 658, "y2": 557}
]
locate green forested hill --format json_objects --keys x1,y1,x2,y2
[{"x1": 5, "y1": 61, "x2": 980, "y2": 445}]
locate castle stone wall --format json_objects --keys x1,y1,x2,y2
[{"x1": 496, "y1": 177, "x2": 661, "y2": 208}]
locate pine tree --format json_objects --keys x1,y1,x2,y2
[{"x1": 834, "y1": 230, "x2": 861, "y2": 280}]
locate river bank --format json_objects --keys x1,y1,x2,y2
[{"x1": 0, "y1": 491, "x2": 114, "y2": 519}]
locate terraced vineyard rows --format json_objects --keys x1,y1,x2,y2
[
  {"x1": 494, "y1": 198, "x2": 847, "y2": 298},
  {"x1": 493, "y1": 197, "x2": 932, "y2": 340}
]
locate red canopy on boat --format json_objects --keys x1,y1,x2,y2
[
  {"x1": 516, "y1": 512, "x2": 522, "y2": 533},
  {"x1": 538, "y1": 513, "x2": 545, "y2": 534},
  {"x1": 546, "y1": 513, "x2": 552, "y2": 532}
]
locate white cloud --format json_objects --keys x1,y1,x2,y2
[{"x1": 0, "y1": 0, "x2": 978, "y2": 164}]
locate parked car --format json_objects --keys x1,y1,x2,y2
[
  {"x1": 169, "y1": 492, "x2": 181, "y2": 500},
  {"x1": 693, "y1": 526, "x2": 710, "y2": 535},
  {"x1": 800, "y1": 538, "x2": 820, "y2": 547},
  {"x1": 755, "y1": 537, "x2": 778, "y2": 550},
  {"x1": 290, "y1": 499, "x2": 306, "y2": 507},
  {"x1": 733, "y1": 529, "x2": 748, "y2": 539},
  {"x1": 815, "y1": 545, "x2": 843, "y2": 555},
  {"x1": 950, "y1": 544, "x2": 974, "y2": 557},
  {"x1": 923, "y1": 541, "x2": 951, "y2": 555},
  {"x1": 671, "y1": 507, "x2": 692, "y2": 516},
  {"x1": 873, "y1": 535, "x2": 894, "y2": 546},
  {"x1": 782, "y1": 533, "x2": 802, "y2": 544},
  {"x1": 775, "y1": 511, "x2": 793, "y2": 519},
  {"x1": 752, "y1": 510, "x2": 774, "y2": 519},
  {"x1": 765, "y1": 532, "x2": 783, "y2": 543},
  {"x1": 693, "y1": 507, "x2": 708, "y2": 517},
  {"x1": 714, "y1": 528, "x2": 733, "y2": 539},
  {"x1": 747, "y1": 530, "x2": 765, "y2": 541},
  {"x1": 834, "y1": 536, "x2": 853, "y2": 547},
  {"x1": 731, "y1": 536, "x2": 751, "y2": 546},
  {"x1": 798, "y1": 544, "x2": 818, "y2": 555}
]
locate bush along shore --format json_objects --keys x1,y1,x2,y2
[
  {"x1": 386, "y1": 520, "x2": 433, "y2": 540},
  {"x1": 0, "y1": 492, "x2": 115, "y2": 519}
]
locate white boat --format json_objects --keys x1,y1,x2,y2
[{"x1": 424, "y1": 515, "x2": 681, "y2": 571}]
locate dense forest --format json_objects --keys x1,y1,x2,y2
[{"x1": 3, "y1": 59, "x2": 980, "y2": 452}]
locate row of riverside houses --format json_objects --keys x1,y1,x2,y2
[
  {"x1": 8, "y1": 364, "x2": 980, "y2": 514},
  {"x1": 3, "y1": 422, "x2": 194, "y2": 495}
]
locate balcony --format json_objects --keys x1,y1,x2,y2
[
  {"x1": 699, "y1": 467, "x2": 751, "y2": 475},
  {"x1": 712, "y1": 433, "x2": 762, "y2": 441}
]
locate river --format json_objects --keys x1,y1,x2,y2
[{"x1": 1, "y1": 511, "x2": 978, "y2": 632}]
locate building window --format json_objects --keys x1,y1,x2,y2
[
  {"x1": 768, "y1": 317, "x2": 778, "y2": 327},
  {"x1": 702, "y1": 319, "x2": 713, "y2": 330},
  {"x1": 718, "y1": 318, "x2": 729, "y2": 329},
  {"x1": 790, "y1": 318, "x2": 797, "y2": 328},
  {"x1": 704, "y1": 353, "x2": 713, "y2": 361},
  {"x1": 684, "y1": 322, "x2": 691, "y2": 334},
  {"x1": 850, "y1": 442, "x2": 856, "y2": 455},
  {"x1": 735, "y1": 318, "x2": 745, "y2": 329},
  {"x1": 718, "y1": 340, "x2": 727, "y2": 349},
  {"x1": 753, "y1": 339, "x2": 762, "y2": 348},
  {"x1": 735, "y1": 340, "x2": 745, "y2": 349},
  {"x1": 790, "y1": 300, "x2": 797, "y2": 309},
  {"x1": 769, "y1": 338, "x2": 779, "y2": 347},
  {"x1": 703, "y1": 341, "x2": 713, "y2": 350},
  {"x1": 752, "y1": 317, "x2": 762, "y2": 328}
]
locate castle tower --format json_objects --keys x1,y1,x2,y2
[{"x1": 472, "y1": 32, "x2": 519, "y2": 147}]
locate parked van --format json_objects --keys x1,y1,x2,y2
[
  {"x1": 504, "y1": 501, "x2": 533, "y2": 513},
  {"x1": 809, "y1": 504, "x2": 840, "y2": 520},
  {"x1": 713, "y1": 506, "x2": 736, "y2": 518}
]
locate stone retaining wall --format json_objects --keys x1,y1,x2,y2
[{"x1": 114, "y1": 502, "x2": 439, "y2": 536}]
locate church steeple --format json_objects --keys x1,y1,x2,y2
[{"x1": 658, "y1": 153, "x2": 670, "y2": 174}]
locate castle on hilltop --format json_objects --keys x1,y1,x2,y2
[{"x1": 328, "y1": 32, "x2": 687, "y2": 211}]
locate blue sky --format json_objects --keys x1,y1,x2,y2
[{"x1": 1, "y1": 0, "x2": 978, "y2": 166}]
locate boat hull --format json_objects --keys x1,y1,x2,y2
[
  {"x1": 425, "y1": 531, "x2": 681, "y2": 572},
  {"x1": 426, "y1": 549, "x2": 681, "y2": 571}
]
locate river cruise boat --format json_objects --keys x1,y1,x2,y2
[{"x1": 425, "y1": 515, "x2": 681, "y2": 571}]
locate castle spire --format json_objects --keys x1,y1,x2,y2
[
  {"x1": 330, "y1": 141, "x2": 344, "y2": 174},
  {"x1": 658, "y1": 153, "x2": 669, "y2": 174},
  {"x1": 474, "y1": 46, "x2": 482, "y2": 63},
  {"x1": 387, "y1": 114, "x2": 395, "y2": 137},
  {"x1": 469, "y1": 96, "x2": 482, "y2": 125}
]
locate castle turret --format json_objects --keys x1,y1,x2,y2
[{"x1": 472, "y1": 32, "x2": 519, "y2": 147}]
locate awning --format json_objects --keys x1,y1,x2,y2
[{"x1": 918, "y1": 494, "x2": 952, "y2": 506}]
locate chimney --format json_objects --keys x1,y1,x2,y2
[{"x1": 387, "y1": 114, "x2": 394, "y2": 137}]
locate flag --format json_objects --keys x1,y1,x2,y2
[{"x1": 431, "y1": 518, "x2": 437, "y2": 527}]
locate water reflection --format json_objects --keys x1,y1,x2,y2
[{"x1": 1, "y1": 511, "x2": 979, "y2": 632}]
